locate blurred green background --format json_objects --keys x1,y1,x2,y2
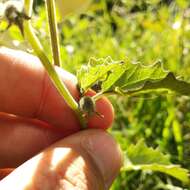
[{"x1": 1, "y1": 0, "x2": 190, "y2": 189}]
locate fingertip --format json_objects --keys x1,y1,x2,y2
[{"x1": 87, "y1": 96, "x2": 114, "y2": 130}]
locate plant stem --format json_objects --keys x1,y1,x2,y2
[
  {"x1": 92, "y1": 91, "x2": 116, "y2": 101},
  {"x1": 179, "y1": 10, "x2": 185, "y2": 66},
  {"x1": 46, "y1": 0, "x2": 61, "y2": 66},
  {"x1": 23, "y1": 0, "x2": 86, "y2": 128}
]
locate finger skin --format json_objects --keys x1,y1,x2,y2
[
  {"x1": 0, "y1": 168, "x2": 14, "y2": 180},
  {"x1": 0, "y1": 47, "x2": 114, "y2": 134},
  {"x1": 0, "y1": 130, "x2": 123, "y2": 190},
  {"x1": 0, "y1": 113, "x2": 65, "y2": 168}
]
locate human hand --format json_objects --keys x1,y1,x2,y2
[{"x1": 0, "y1": 47, "x2": 122, "y2": 190}]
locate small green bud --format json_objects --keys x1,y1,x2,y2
[{"x1": 79, "y1": 96, "x2": 96, "y2": 116}]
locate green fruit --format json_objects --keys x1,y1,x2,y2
[{"x1": 79, "y1": 96, "x2": 96, "y2": 116}]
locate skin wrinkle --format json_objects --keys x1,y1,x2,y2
[
  {"x1": 53, "y1": 149, "x2": 105, "y2": 190},
  {"x1": 57, "y1": 135, "x2": 105, "y2": 190},
  {"x1": 0, "y1": 52, "x2": 17, "y2": 112},
  {"x1": 59, "y1": 179, "x2": 76, "y2": 189},
  {"x1": 54, "y1": 152, "x2": 81, "y2": 189},
  {"x1": 33, "y1": 70, "x2": 49, "y2": 118},
  {"x1": 63, "y1": 158, "x2": 88, "y2": 189},
  {"x1": 32, "y1": 132, "x2": 106, "y2": 190}
]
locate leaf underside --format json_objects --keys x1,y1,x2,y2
[
  {"x1": 122, "y1": 140, "x2": 189, "y2": 183},
  {"x1": 77, "y1": 57, "x2": 190, "y2": 96}
]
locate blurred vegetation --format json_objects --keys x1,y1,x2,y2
[{"x1": 1, "y1": 0, "x2": 190, "y2": 189}]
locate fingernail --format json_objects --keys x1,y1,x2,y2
[{"x1": 81, "y1": 130, "x2": 123, "y2": 188}]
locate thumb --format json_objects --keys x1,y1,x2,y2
[{"x1": 0, "y1": 129, "x2": 123, "y2": 190}]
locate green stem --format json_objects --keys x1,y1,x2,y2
[
  {"x1": 23, "y1": 0, "x2": 86, "y2": 128},
  {"x1": 92, "y1": 91, "x2": 116, "y2": 101},
  {"x1": 46, "y1": 0, "x2": 61, "y2": 66}
]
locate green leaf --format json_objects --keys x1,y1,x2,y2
[
  {"x1": 77, "y1": 57, "x2": 124, "y2": 92},
  {"x1": 123, "y1": 72, "x2": 190, "y2": 96},
  {"x1": 122, "y1": 140, "x2": 189, "y2": 183},
  {"x1": 127, "y1": 140, "x2": 170, "y2": 165},
  {"x1": 77, "y1": 57, "x2": 190, "y2": 97}
]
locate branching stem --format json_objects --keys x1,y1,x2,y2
[{"x1": 23, "y1": 0, "x2": 86, "y2": 128}]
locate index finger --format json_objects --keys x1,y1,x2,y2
[{"x1": 0, "y1": 47, "x2": 114, "y2": 134}]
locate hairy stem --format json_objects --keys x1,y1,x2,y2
[
  {"x1": 46, "y1": 0, "x2": 61, "y2": 66},
  {"x1": 23, "y1": 0, "x2": 86, "y2": 128}
]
